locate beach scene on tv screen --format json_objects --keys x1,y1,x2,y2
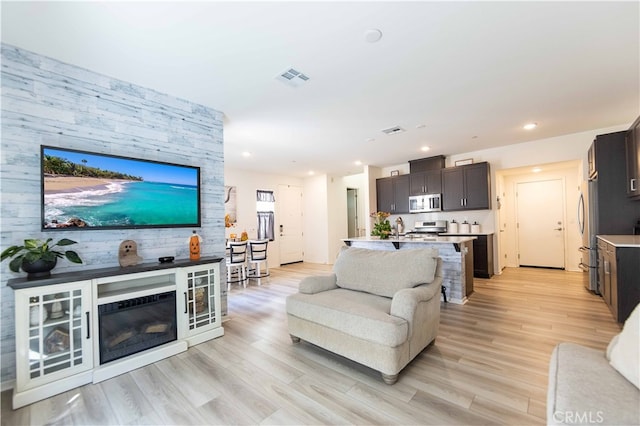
[{"x1": 42, "y1": 148, "x2": 199, "y2": 229}]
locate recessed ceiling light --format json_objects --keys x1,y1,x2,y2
[
  {"x1": 308, "y1": 171, "x2": 315, "y2": 176},
  {"x1": 241, "y1": 151, "x2": 251, "y2": 157},
  {"x1": 421, "y1": 146, "x2": 430, "y2": 152},
  {"x1": 354, "y1": 160, "x2": 362, "y2": 166},
  {"x1": 532, "y1": 167, "x2": 542, "y2": 173},
  {"x1": 523, "y1": 123, "x2": 537, "y2": 130},
  {"x1": 364, "y1": 29, "x2": 383, "y2": 43}
]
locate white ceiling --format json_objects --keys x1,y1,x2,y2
[{"x1": 2, "y1": 1, "x2": 638, "y2": 177}]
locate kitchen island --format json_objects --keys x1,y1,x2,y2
[{"x1": 342, "y1": 236, "x2": 476, "y2": 304}]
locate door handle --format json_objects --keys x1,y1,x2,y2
[
  {"x1": 86, "y1": 312, "x2": 90, "y2": 339},
  {"x1": 554, "y1": 228, "x2": 563, "y2": 231}
]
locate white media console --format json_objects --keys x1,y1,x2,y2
[{"x1": 7, "y1": 257, "x2": 224, "y2": 409}]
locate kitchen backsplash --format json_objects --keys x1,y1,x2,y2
[{"x1": 389, "y1": 210, "x2": 495, "y2": 234}]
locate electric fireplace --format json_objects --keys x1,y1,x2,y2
[{"x1": 98, "y1": 291, "x2": 177, "y2": 364}]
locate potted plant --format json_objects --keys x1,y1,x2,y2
[
  {"x1": 370, "y1": 211, "x2": 392, "y2": 239},
  {"x1": 1, "y1": 238, "x2": 82, "y2": 279}
]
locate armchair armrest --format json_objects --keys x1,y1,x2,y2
[
  {"x1": 298, "y1": 274, "x2": 338, "y2": 294},
  {"x1": 390, "y1": 276, "x2": 442, "y2": 329}
]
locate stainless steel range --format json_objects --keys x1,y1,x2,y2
[{"x1": 407, "y1": 220, "x2": 448, "y2": 235}]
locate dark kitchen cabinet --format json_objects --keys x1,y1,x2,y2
[
  {"x1": 409, "y1": 155, "x2": 445, "y2": 173},
  {"x1": 625, "y1": 115, "x2": 640, "y2": 199},
  {"x1": 442, "y1": 162, "x2": 491, "y2": 211},
  {"x1": 447, "y1": 233, "x2": 494, "y2": 278},
  {"x1": 376, "y1": 174, "x2": 410, "y2": 214},
  {"x1": 597, "y1": 237, "x2": 640, "y2": 323},
  {"x1": 409, "y1": 170, "x2": 442, "y2": 195},
  {"x1": 589, "y1": 131, "x2": 638, "y2": 236}
]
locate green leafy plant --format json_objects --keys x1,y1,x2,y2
[
  {"x1": 370, "y1": 211, "x2": 392, "y2": 239},
  {"x1": 1, "y1": 238, "x2": 82, "y2": 273}
]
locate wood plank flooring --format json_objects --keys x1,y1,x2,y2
[{"x1": 1, "y1": 265, "x2": 621, "y2": 425}]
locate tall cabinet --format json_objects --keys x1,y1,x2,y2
[{"x1": 626, "y1": 115, "x2": 640, "y2": 199}]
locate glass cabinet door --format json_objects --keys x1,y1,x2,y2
[
  {"x1": 16, "y1": 280, "x2": 93, "y2": 391},
  {"x1": 183, "y1": 264, "x2": 220, "y2": 335}
]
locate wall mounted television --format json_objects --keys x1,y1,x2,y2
[{"x1": 41, "y1": 146, "x2": 201, "y2": 231}]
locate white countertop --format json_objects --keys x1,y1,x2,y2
[
  {"x1": 343, "y1": 236, "x2": 476, "y2": 244},
  {"x1": 597, "y1": 235, "x2": 640, "y2": 248}
]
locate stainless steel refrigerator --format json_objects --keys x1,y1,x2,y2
[{"x1": 579, "y1": 131, "x2": 640, "y2": 293}]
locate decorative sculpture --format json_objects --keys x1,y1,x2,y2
[
  {"x1": 118, "y1": 240, "x2": 142, "y2": 267},
  {"x1": 189, "y1": 231, "x2": 202, "y2": 261}
]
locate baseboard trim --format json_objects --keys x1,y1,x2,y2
[{"x1": 1, "y1": 379, "x2": 15, "y2": 393}]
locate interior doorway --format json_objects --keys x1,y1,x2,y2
[
  {"x1": 277, "y1": 184, "x2": 304, "y2": 265},
  {"x1": 516, "y1": 179, "x2": 566, "y2": 269},
  {"x1": 347, "y1": 188, "x2": 359, "y2": 238}
]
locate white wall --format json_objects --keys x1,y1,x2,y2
[{"x1": 224, "y1": 168, "x2": 303, "y2": 267}]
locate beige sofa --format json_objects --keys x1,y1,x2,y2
[
  {"x1": 547, "y1": 304, "x2": 639, "y2": 425},
  {"x1": 286, "y1": 247, "x2": 442, "y2": 384}
]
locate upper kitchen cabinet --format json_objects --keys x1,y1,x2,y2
[
  {"x1": 376, "y1": 175, "x2": 410, "y2": 214},
  {"x1": 442, "y1": 162, "x2": 491, "y2": 211},
  {"x1": 626, "y1": 115, "x2": 640, "y2": 199},
  {"x1": 409, "y1": 170, "x2": 442, "y2": 195}
]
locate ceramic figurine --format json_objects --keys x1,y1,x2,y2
[
  {"x1": 50, "y1": 295, "x2": 63, "y2": 319},
  {"x1": 29, "y1": 305, "x2": 48, "y2": 326},
  {"x1": 118, "y1": 240, "x2": 142, "y2": 267},
  {"x1": 189, "y1": 231, "x2": 202, "y2": 260}
]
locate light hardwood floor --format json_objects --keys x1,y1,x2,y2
[{"x1": 1, "y1": 264, "x2": 621, "y2": 425}]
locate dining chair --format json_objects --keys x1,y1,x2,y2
[
  {"x1": 247, "y1": 239, "x2": 269, "y2": 286},
  {"x1": 226, "y1": 241, "x2": 248, "y2": 290}
]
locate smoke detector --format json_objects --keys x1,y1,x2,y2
[
  {"x1": 276, "y1": 68, "x2": 310, "y2": 87},
  {"x1": 381, "y1": 125, "x2": 406, "y2": 135}
]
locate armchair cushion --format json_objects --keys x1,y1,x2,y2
[
  {"x1": 286, "y1": 288, "x2": 408, "y2": 347},
  {"x1": 333, "y1": 247, "x2": 439, "y2": 298}
]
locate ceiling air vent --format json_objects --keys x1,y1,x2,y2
[
  {"x1": 276, "y1": 68, "x2": 310, "y2": 88},
  {"x1": 381, "y1": 126, "x2": 406, "y2": 135}
]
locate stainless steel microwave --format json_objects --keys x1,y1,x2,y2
[{"x1": 409, "y1": 194, "x2": 442, "y2": 213}]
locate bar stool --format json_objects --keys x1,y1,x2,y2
[
  {"x1": 226, "y1": 241, "x2": 248, "y2": 290},
  {"x1": 247, "y1": 239, "x2": 269, "y2": 286}
]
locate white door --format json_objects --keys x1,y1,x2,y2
[
  {"x1": 278, "y1": 184, "x2": 303, "y2": 264},
  {"x1": 516, "y1": 179, "x2": 565, "y2": 268}
]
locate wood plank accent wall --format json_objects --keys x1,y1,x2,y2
[{"x1": 0, "y1": 44, "x2": 225, "y2": 385}]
